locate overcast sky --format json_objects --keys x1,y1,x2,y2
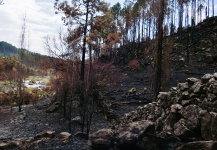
[
  {"x1": 0, "y1": 0, "x2": 216, "y2": 55},
  {"x1": 0, "y1": 0, "x2": 124, "y2": 55}
]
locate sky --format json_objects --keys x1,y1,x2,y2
[
  {"x1": 0, "y1": 0, "x2": 124, "y2": 55},
  {"x1": 0, "y1": 0, "x2": 216, "y2": 56}
]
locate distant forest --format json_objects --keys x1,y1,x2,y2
[
  {"x1": 0, "y1": 41, "x2": 18, "y2": 56},
  {"x1": 0, "y1": 41, "x2": 57, "y2": 77}
]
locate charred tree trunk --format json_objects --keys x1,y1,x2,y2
[
  {"x1": 155, "y1": 0, "x2": 165, "y2": 99},
  {"x1": 186, "y1": 34, "x2": 190, "y2": 64},
  {"x1": 18, "y1": 65, "x2": 23, "y2": 112},
  {"x1": 179, "y1": 3, "x2": 183, "y2": 42},
  {"x1": 68, "y1": 99, "x2": 72, "y2": 133},
  {"x1": 63, "y1": 88, "x2": 67, "y2": 118},
  {"x1": 148, "y1": 18, "x2": 151, "y2": 38}
]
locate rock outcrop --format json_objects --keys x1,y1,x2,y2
[
  {"x1": 89, "y1": 72, "x2": 217, "y2": 149},
  {"x1": 115, "y1": 120, "x2": 155, "y2": 149},
  {"x1": 89, "y1": 129, "x2": 114, "y2": 150}
]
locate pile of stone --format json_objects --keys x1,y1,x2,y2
[{"x1": 89, "y1": 72, "x2": 217, "y2": 150}]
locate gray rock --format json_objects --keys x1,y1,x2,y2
[
  {"x1": 191, "y1": 82, "x2": 203, "y2": 94},
  {"x1": 157, "y1": 92, "x2": 168, "y2": 100},
  {"x1": 115, "y1": 120, "x2": 155, "y2": 148},
  {"x1": 89, "y1": 129, "x2": 114, "y2": 150},
  {"x1": 177, "y1": 141, "x2": 217, "y2": 150},
  {"x1": 208, "y1": 82, "x2": 217, "y2": 94},
  {"x1": 12, "y1": 137, "x2": 33, "y2": 149},
  {"x1": 170, "y1": 104, "x2": 182, "y2": 113},
  {"x1": 201, "y1": 112, "x2": 217, "y2": 140},
  {"x1": 58, "y1": 132, "x2": 71, "y2": 141},
  {"x1": 163, "y1": 112, "x2": 182, "y2": 133},
  {"x1": 174, "y1": 119, "x2": 192, "y2": 140},
  {"x1": 34, "y1": 130, "x2": 55, "y2": 140},
  {"x1": 181, "y1": 90, "x2": 190, "y2": 99},
  {"x1": 181, "y1": 100, "x2": 191, "y2": 106},
  {"x1": 207, "y1": 93, "x2": 216, "y2": 102},
  {"x1": 213, "y1": 73, "x2": 217, "y2": 79},
  {"x1": 171, "y1": 87, "x2": 177, "y2": 91},
  {"x1": 208, "y1": 78, "x2": 216, "y2": 84},
  {"x1": 201, "y1": 74, "x2": 213, "y2": 83},
  {"x1": 180, "y1": 105, "x2": 202, "y2": 131},
  {"x1": 186, "y1": 78, "x2": 200, "y2": 84},
  {"x1": 177, "y1": 82, "x2": 189, "y2": 91}
]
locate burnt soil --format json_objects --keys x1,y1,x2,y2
[
  {"x1": 1, "y1": 61, "x2": 217, "y2": 150},
  {"x1": 0, "y1": 63, "x2": 157, "y2": 149}
]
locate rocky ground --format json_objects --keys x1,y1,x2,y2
[
  {"x1": 89, "y1": 72, "x2": 217, "y2": 150},
  {"x1": 1, "y1": 58, "x2": 217, "y2": 150},
  {"x1": 1, "y1": 64, "x2": 217, "y2": 150},
  {"x1": 0, "y1": 97, "x2": 111, "y2": 149}
]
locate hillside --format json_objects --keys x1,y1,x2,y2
[
  {"x1": 88, "y1": 17, "x2": 217, "y2": 150},
  {"x1": 0, "y1": 41, "x2": 55, "y2": 74},
  {"x1": 134, "y1": 16, "x2": 217, "y2": 93},
  {"x1": 0, "y1": 41, "x2": 18, "y2": 57}
]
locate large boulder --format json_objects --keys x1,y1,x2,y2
[
  {"x1": 201, "y1": 112, "x2": 217, "y2": 140},
  {"x1": 115, "y1": 120, "x2": 155, "y2": 149},
  {"x1": 89, "y1": 129, "x2": 114, "y2": 150},
  {"x1": 180, "y1": 105, "x2": 201, "y2": 131},
  {"x1": 173, "y1": 119, "x2": 193, "y2": 141}
]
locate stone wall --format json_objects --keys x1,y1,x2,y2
[{"x1": 90, "y1": 72, "x2": 217, "y2": 150}]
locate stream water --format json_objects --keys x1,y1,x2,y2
[{"x1": 24, "y1": 80, "x2": 46, "y2": 90}]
